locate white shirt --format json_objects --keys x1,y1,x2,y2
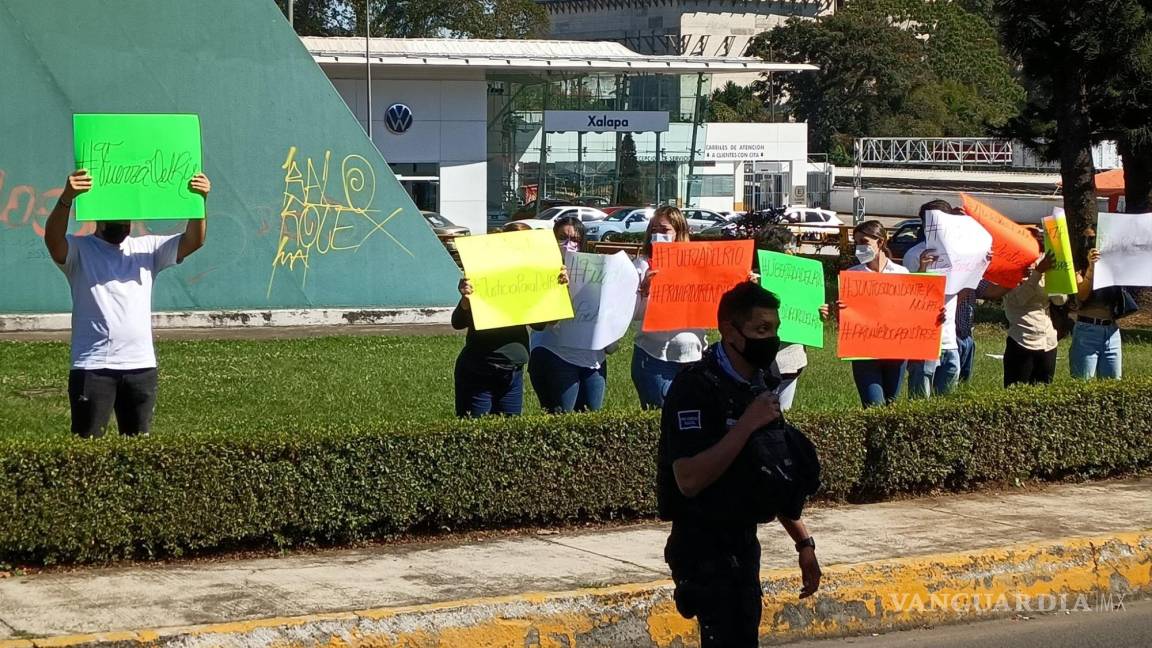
[
  {"x1": 59, "y1": 234, "x2": 182, "y2": 370},
  {"x1": 631, "y1": 256, "x2": 707, "y2": 363},
  {"x1": 903, "y1": 242, "x2": 958, "y2": 351}
]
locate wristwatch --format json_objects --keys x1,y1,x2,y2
[{"x1": 795, "y1": 537, "x2": 815, "y2": 552}]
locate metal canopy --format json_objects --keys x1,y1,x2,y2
[{"x1": 302, "y1": 37, "x2": 817, "y2": 74}]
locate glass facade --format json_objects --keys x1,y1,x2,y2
[{"x1": 486, "y1": 72, "x2": 711, "y2": 217}]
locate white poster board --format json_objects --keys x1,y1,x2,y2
[
  {"x1": 554, "y1": 251, "x2": 640, "y2": 350},
  {"x1": 924, "y1": 210, "x2": 993, "y2": 294},
  {"x1": 1094, "y1": 212, "x2": 1152, "y2": 288}
]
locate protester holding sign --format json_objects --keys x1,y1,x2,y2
[
  {"x1": 756, "y1": 228, "x2": 830, "y2": 411},
  {"x1": 452, "y1": 271, "x2": 567, "y2": 418},
  {"x1": 529, "y1": 217, "x2": 617, "y2": 413},
  {"x1": 837, "y1": 220, "x2": 913, "y2": 407},
  {"x1": 901, "y1": 201, "x2": 976, "y2": 399},
  {"x1": 630, "y1": 207, "x2": 705, "y2": 409},
  {"x1": 979, "y1": 228, "x2": 1066, "y2": 386},
  {"x1": 1071, "y1": 240, "x2": 1126, "y2": 380},
  {"x1": 44, "y1": 169, "x2": 210, "y2": 438}
]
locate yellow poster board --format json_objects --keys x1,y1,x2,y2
[
  {"x1": 454, "y1": 229, "x2": 574, "y2": 330},
  {"x1": 1042, "y1": 213, "x2": 1077, "y2": 294}
]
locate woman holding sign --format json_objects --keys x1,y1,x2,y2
[
  {"x1": 529, "y1": 217, "x2": 613, "y2": 413},
  {"x1": 630, "y1": 207, "x2": 706, "y2": 409},
  {"x1": 839, "y1": 220, "x2": 912, "y2": 407},
  {"x1": 453, "y1": 272, "x2": 563, "y2": 417},
  {"x1": 980, "y1": 228, "x2": 1066, "y2": 387},
  {"x1": 1071, "y1": 245, "x2": 1126, "y2": 380}
]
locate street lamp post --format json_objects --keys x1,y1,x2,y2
[{"x1": 365, "y1": 1, "x2": 373, "y2": 142}]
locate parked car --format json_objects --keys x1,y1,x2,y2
[
  {"x1": 682, "y1": 208, "x2": 731, "y2": 233},
  {"x1": 515, "y1": 206, "x2": 609, "y2": 230},
  {"x1": 887, "y1": 219, "x2": 923, "y2": 262},
  {"x1": 782, "y1": 207, "x2": 845, "y2": 243},
  {"x1": 696, "y1": 207, "x2": 791, "y2": 240},
  {"x1": 486, "y1": 207, "x2": 511, "y2": 233},
  {"x1": 421, "y1": 211, "x2": 471, "y2": 263},
  {"x1": 510, "y1": 197, "x2": 571, "y2": 221},
  {"x1": 574, "y1": 195, "x2": 611, "y2": 208},
  {"x1": 585, "y1": 207, "x2": 653, "y2": 241},
  {"x1": 601, "y1": 205, "x2": 638, "y2": 218}
]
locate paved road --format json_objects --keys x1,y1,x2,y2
[{"x1": 784, "y1": 596, "x2": 1152, "y2": 648}]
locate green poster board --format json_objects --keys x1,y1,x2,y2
[
  {"x1": 758, "y1": 250, "x2": 825, "y2": 347},
  {"x1": 73, "y1": 113, "x2": 204, "y2": 221}
]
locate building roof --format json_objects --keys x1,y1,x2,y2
[{"x1": 301, "y1": 37, "x2": 817, "y2": 74}]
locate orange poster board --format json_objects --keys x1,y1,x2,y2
[
  {"x1": 837, "y1": 272, "x2": 946, "y2": 361},
  {"x1": 642, "y1": 240, "x2": 755, "y2": 332},
  {"x1": 960, "y1": 193, "x2": 1042, "y2": 288}
]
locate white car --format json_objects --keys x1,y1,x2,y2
[
  {"x1": 682, "y1": 208, "x2": 732, "y2": 233},
  {"x1": 585, "y1": 208, "x2": 653, "y2": 241},
  {"x1": 784, "y1": 207, "x2": 844, "y2": 240},
  {"x1": 515, "y1": 206, "x2": 608, "y2": 230},
  {"x1": 587, "y1": 207, "x2": 732, "y2": 241}
]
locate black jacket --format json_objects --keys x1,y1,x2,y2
[{"x1": 657, "y1": 346, "x2": 821, "y2": 526}]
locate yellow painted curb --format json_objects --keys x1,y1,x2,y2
[{"x1": 1, "y1": 531, "x2": 1149, "y2": 648}]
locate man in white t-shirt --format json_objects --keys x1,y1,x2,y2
[
  {"x1": 902, "y1": 200, "x2": 963, "y2": 399},
  {"x1": 44, "y1": 169, "x2": 211, "y2": 438}
]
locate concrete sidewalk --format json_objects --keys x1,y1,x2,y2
[{"x1": 1, "y1": 477, "x2": 1149, "y2": 646}]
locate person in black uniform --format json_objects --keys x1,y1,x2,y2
[{"x1": 658, "y1": 281, "x2": 822, "y2": 647}]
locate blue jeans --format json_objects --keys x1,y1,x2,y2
[
  {"x1": 907, "y1": 349, "x2": 961, "y2": 399},
  {"x1": 631, "y1": 347, "x2": 687, "y2": 409},
  {"x1": 957, "y1": 336, "x2": 975, "y2": 383},
  {"x1": 454, "y1": 355, "x2": 524, "y2": 417},
  {"x1": 528, "y1": 347, "x2": 607, "y2": 413},
  {"x1": 1070, "y1": 321, "x2": 1122, "y2": 380},
  {"x1": 851, "y1": 360, "x2": 906, "y2": 407}
]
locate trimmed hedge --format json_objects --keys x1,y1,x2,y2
[{"x1": 1, "y1": 380, "x2": 1150, "y2": 565}]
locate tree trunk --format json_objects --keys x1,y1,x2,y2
[
  {"x1": 1118, "y1": 135, "x2": 1152, "y2": 213},
  {"x1": 1056, "y1": 72, "x2": 1098, "y2": 267}
]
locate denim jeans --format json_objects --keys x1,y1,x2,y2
[
  {"x1": 850, "y1": 360, "x2": 906, "y2": 407},
  {"x1": 907, "y1": 349, "x2": 961, "y2": 399},
  {"x1": 528, "y1": 347, "x2": 607, "y2": 413},
  {"x1": 1069, "y1": 321, "x2": 1122, "y2": 380},
  {"x1": 453, "y1": 355, "x2": 524, "y2": 418},
  {"x1": 957, "y1": 336, "x2": 976, "y2": 383},
  {"x1": 631, "y1": 346, "x2": 687, "y2": 409},
  {"x1": 67, "y1": 367, "x2": 159, "y2": 438}
]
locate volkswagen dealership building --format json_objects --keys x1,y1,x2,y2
[{"x1": 304, "y1": 37, "x2": 817, "y2": 235}]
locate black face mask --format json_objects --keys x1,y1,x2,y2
[
  {"x1": 733, "y1": 329, "x2": 780, "y2": 370},
  {"x1": 100, "y1": 223, "x2": 130, "y2": 245}
]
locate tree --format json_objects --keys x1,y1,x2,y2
[
  {"x1": 273, "y1": 0, "x2": 353, "y2": 36},
  {"x1": 750, "y1": 2, "x2": 1024, "y2": 153},
  {"x1": 277, "y1": 0, "x2": 548, "y2": 39},
  {"x1": 707, "y1": 82, "x2": 773, "y2": 123},
  {"x1": 617, "y1": 133, "x2": 643, "y2": 205},
  {"x1": 995, "y1": 0, "x2": 1150, "y2": 261}
]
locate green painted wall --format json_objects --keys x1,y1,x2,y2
[{"x1": 0, "y1": 0, "x2": 460, "y2": 314}]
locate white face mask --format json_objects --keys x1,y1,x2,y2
[
  {"x1": 855, "y1": 244, "x2": 877, "y2": 264},
  {"x1": 650, "y1": 233, "x2": 673, "y2": 244}
]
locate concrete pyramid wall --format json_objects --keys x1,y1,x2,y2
[{"x1": 0, "y1": 0, "x2": 460, "y2": 313}]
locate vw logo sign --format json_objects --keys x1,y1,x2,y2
[{"x1": 385, "y1": 103, "x2": 414, "y2": 134}]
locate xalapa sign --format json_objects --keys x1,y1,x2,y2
[{"x1": 543, "y1": 111, "x2": 670, "y2": 133}]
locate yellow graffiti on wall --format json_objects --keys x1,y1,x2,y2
[{"x1": 268, "y1": 146, "x2": 413, "y2": 296}]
